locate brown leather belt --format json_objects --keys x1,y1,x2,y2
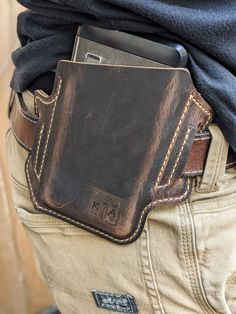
[{"x1": 9, "y1": 92, "x2": 236, "y2": 177}]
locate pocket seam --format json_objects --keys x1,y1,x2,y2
[{"x1": 11, "y1": 175, "x2": 29, "y2": 191}]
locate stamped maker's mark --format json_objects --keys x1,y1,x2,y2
[{"x1": 87, "y1": 188, "x2": 122, "y2": 226}]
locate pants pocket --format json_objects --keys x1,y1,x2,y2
[
  {"x1": 17, "y1": 207, "x2": 153, "y2": 314},
  {"x1": 190, "y1": 191, "x2": 236, "y2": 314},
  {"x1": 6, "y1": 122, "x2": 152, "y2": 313}
]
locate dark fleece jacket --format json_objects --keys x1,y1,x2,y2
[{"x1": 12, "y1": 0, "x2": 236, "y2": 150}]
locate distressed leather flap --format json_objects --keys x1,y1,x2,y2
[{"x1": 26, "y1": 60, "x2": 213, "y2": 244}]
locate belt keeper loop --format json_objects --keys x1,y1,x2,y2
[{"x1": 196, "y1": 124, "x2": 229, "y2": 193}]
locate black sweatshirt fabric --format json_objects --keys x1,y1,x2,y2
[{"x1": 12, "y1": 0, "x2": 236, "y2": 151}]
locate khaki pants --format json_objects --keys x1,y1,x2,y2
[{"x1": 6, "y1": 92, "x2": 236, "y2": 314}]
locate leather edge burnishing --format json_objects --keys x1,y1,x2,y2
[{"x1": 23, "y1": 61, "x2": 215, "y2": 244}]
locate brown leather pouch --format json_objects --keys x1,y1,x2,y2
[{"x1": 26, "y1": 60, "x2": 213, "y2": 244}]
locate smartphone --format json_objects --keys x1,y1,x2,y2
[{"x1": 72, "y1": 25, "x2": 188, "y2": 68}]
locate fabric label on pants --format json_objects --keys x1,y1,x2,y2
[{"x1": 91, "y1": 289, "x2": 139, "y2": 313}]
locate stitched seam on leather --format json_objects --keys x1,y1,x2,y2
[
  {"x1": 27, "y1": 83, "x2": 196, "y2": 243},
  {"x1": 35, "y1": 89, "x2": 60, "y2": 105},
  {"x1": 26, "y1": 154, "x2": 190, "y2": 243},
  {"x1": 34, "y1": 79, "x2": 62, "y2": 117},
  {"x1": 34, "y1": 78, "x2": 62, "y2": 180},
  {"x1": 179, "y1": 204, "x2": 215, "y2": 314},
  {"x1": 192, "y1": 98, "x2": 211, "y2": 130},
  {"x1": 184, "y1": 170, "x2": 203, "y2": 175},
  {"x1": 168, "y1": 128, "x2": 192, "y2": 184},
  {"x1": 154, "y1": 94, "x2": 193, "y2": 190},
  {"x1": 194, "y1": 136, "x2": 211, "y2": 142},
  {"x1": 158, "y1": 127, "x2": 192, "y2": 189},
  {"x1": 35, "y1": 78, "x2": 62, "y2": 105},
  {"x1": 156, "y1": 95, "x2": 211, "y2": 188},
  {"x1": 34, "y1": 124, "x2": 44, "y2": 180},
  {"x1": 151, "y1": 180, "x2": 190, "y2": 203},
  {"x1": 11, "y1": 125, "x2": 31, "y2": 151},
  {"x1": 140, "y1": 228, "x2": 165, "y2": 314}
]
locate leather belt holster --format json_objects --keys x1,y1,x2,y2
[{"x1": 9, "y1": 60, "x2": 236, "y2": 244}]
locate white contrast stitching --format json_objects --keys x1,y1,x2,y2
[
  {"x1": 26, "y1": 153, "x2": 190, "y2": 244},
  {"x1": 154, "y1": 93, "x2": 212, "y2": 190},
  {"x1": 154, "y1": 94, "x2": 193, "y2": 190},
  {"x1": 184, "y1": 170, "x2": 203, "y2": 176},
  {"x1": 35, "y1": 82, "x2": 62, "y2": 105},
  {"x1": 192, "y1": 97, "x2": 211, "y2": 130},
  {"x1": 34, "y1": 124, "x2": 44, "y2": 180},
  {"x1": 152, "y1": 180, "x2": 191, "y2": 204},
  {"x1": 25, "y1": 89, "x2": 210, "y2": 243},
  {"x1": 156, "y1": 128, "x2": 192, "y2": 189},
  {"x1": 35, "y1": 78, "x2": 62, "y2": 180},
  {"x1": 167, "y1": 128, "x2": 192, "y2": 186},
  {"x1": 193, "y1": 136, "x2": 211, "y2": 142}
]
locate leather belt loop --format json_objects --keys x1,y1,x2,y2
[
  {"x1": 196, "y1": 124, "x2": 229, "y2": 193},
  {"x1": 10, "y1": 92, "x2": 38, "y2": 151}
]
